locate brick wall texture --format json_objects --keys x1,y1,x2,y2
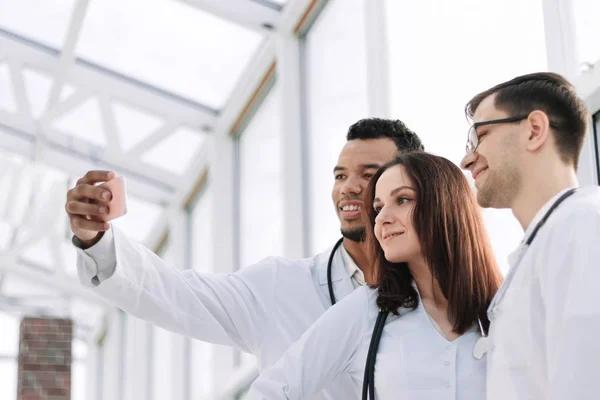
[{"x1": 17, "y1": 317, "x2": 73, "y2": 400}]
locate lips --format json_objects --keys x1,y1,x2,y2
[
  {"x1": 473, "y1": 167, "x2": 488, "y2": 182},
  {"x1": 383, "y1": 231, "x2": 404, "y2": 241},
  {"x1": 339, "y1": 201, "x2": 362, "y2": 219}
]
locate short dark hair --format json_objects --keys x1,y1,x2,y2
[
  {"x1": 364, "y1": 152, "x2": 502, "y2": 334},
  {"x1": 465, "y1": 72, "x2": 589, "y2": 167},
  {"x1": 346, "y1": 118, "x2": 424, "y2": 152}
]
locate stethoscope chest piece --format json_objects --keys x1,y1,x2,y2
[{"x1": 472, "y1": 335, "x2": 489, "y2": 360}]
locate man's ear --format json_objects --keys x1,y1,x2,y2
[{"x1": 525, "y1": 110, "x2": 551, "y2": 152}]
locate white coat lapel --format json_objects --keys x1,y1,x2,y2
[{"x1": 317, "y1": 244, "x2": 356, "y2": 307}]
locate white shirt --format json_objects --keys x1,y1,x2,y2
[
  {"x1": 247, "y1": 285, "x2": 487, "y2": 400},
  {"x1": 74, "y1": 228, "x2": 364, "y2": 400},
  {"x1": 340, "y1": 245, "x2": 367, "y2": 288},
  {"x1": 486, "y1": 186, "x2": 600, "y2": 400}
]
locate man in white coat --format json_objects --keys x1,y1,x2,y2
[
  {"x1": 460, "y1": 72, "x2": 600, "y2": 400},
  {"x1": 65, "y1": 118, "x2": 424, "y2": 400}
]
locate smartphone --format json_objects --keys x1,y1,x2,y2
[{"x1": 97, "y1": 176, "x2": 127, "y2": 221}]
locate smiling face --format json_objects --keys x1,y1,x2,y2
[
  {"x1": 372, "y1": 165, "x2": 422, "y2": 264},
  {"x1": 460, "y1": 94, "x2": 524, "y2": 208},
  {"x1": 332, "y1": 138, "x2": 398, "y2": 242}
]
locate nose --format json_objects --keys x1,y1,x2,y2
[
  {"x1": 340, "y1": 175, "x2": 362, "y2": 196},
  {"x1": 374, "y1": 205, "x2": 393, "y2": 226},
  {"x1": 460, "y1": 150, "x2": 478, "y2": 170}
]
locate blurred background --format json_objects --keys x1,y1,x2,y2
[{"x1": 0, "y1": 0, "x2": 599, "y2": 399}]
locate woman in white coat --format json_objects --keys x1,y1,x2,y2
[{"x1": 247, "y1": 152, "x2": 503, "y2": 400}]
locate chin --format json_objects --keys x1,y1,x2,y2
[{"x1": 383, "y1": 251, "x2": 405, "y2": 264}]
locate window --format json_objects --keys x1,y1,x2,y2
[
  {"x1": 304, "y1": 0, "x2": 369, "y2": 254},
  {"x1": 238, "y1": 83, "x2": 284, "y2": 267},
  {"x1": 189, "y1": 183, "x2": 214, "y2": 398},
  {"x1": 593, "y1": 111, "x2": 600, "y2": 184},
  {"x1": 572, "y1": 0, "x2": 600, "y2": 68},
  {"x1": 385, "y1": 0, "x2": 547, "y2": 274},
  {"x1": 151, "y1": 243, "x2": 175, "y2": 400}
]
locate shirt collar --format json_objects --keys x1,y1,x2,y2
[{"x1": 340, "y1": 244, "x2": 367, "y2": 286}]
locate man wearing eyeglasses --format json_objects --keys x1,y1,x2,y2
[{"x1": 460, "y1": 72, "x2": 600, "y2": 400}]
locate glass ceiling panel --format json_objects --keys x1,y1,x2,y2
[
  {"x1": 0, "y1": 220, "x2": 11, "y2": 251},
  {"x1": 111, "y1": 194, "x2": 163, "y2": 243},
  {"x1": 0, "y1": 62, "x2": 17, "y2": 114},
  {"x1": 0, "y1": 0, "x2": 77, "y2": 48},
  {"x1": 22, "y1": 67, "x2": 53, "y2": 119},
  {"x1": 0, "y1": 312, "x2": 20, "y2": 356},
  {"x1": 50, "y1": 96, "x2": 107, "y2": 147},
  {"x1": 112, "y1": 101, "x2": 165, "y2": 153},
  {"x1": 140, "y1": 126, "x2": 206, "y2": 175},
  {"x1": 75, "y1": 0, "x2": 264, "y2": 108}
]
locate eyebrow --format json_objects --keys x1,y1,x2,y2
[
  {"x1": 333, "y1": 163, "x2": 382, "y2": 173},
  {"x1": 373, "y1": 186, "x2": 416, "y2": 203}
]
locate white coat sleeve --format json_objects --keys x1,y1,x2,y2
[
  {"x1": 540, "y1": 206, "x2": 600, "y2": 400},
  {"x1": 75, "y1": 226, "x2": 274, "y2": 353},
  {"x1": 246, "y1": 287, "x2": 371, "y2": 400}
]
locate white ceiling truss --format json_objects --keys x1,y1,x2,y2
[{"x1": 0, "y1": 0, "x2": 320, "y2": 343}]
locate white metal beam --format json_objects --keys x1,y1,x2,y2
[
  {"x1": 576, "y1": 60, "x2": 600, "y2": 185},
  {"x1": 364, "y1": 0, "x2": 390, "y2": 118},
  {"x1": 276, "y1": 32, "x2": 307, "y2": 259},
  {"x1": 46, "y1": 0, "x2": 91, "y2": 110},
  {"x1": 179, "y1": 0, "x2": 281, "y2": 32},
  {"x1": 542, "y1": 0, "x2": 579, "y2": 81},
  {"x1": 0, "y1": 31, "x2": 219, "y2": 130},
  {"x1": 542, "y1": 0, "x2": 597, "y2": 185},
  {"x1": 0, "y1": 119, "x2": 175, "y2": 205}
]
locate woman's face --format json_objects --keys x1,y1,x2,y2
[{"x1": 373, "y1": 165, "x2": 422, "y2": 264}]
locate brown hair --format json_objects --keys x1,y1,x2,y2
[
  {"x1": 465, "y1": 72, "x2": 589, "y2": 168},
  {"x1": 364, "y1": 152, "x2": 503, "y2": 334}
]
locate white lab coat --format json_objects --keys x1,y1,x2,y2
[
  {"x1": 247, "y1": 285, "x2": 487, "y2": 400},
  {"x1": 75, "y1": 227, "x2": 360, "y2": 400},
  {"x1": 486, "y1": 186, "x2": 600, "y2": 400}
]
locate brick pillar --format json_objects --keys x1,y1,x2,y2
[{"x1": 17, "y1": 317, "x2": 73, "y2": 400}]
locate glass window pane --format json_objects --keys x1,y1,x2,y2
[
  {"x1": 0, "y1": 0, "x2": 77, "y2": 48},
  {"x1": 0, "y1": 62, "x2": 18, "y2": 114},
  {"x1": 50, "y1": 96, "x2": 107, "y2": 147},
  {"x1": 152, "y1": 243, "x2": 174, "y2": 400},
  {"x1": 385, "y1": 0, "x2": 547, "y2": 274},
  {"x1": 110, "y1": 194, "x2": 163, "y2": 244},
  {"x1": 112, "y1": 102, "x2": 165, "y2": 153},
  {"x1": 191, "y1": 184, "x2": 213, "y2": 273},
  {"x1": 71, "y1": 360, "x2": 86, "y2": 400},
  {"x1": 594, "y1": 111, "x2": 600, "y2": 184},
  {"x1": 305, "y1": 0, "x2": 369, "y2": 254},
  {"x1": 0, "y1": 312, "x2": 20, "y2": 357},
  {"x1": 189, "y1": 184, "x2": 214, "y2": 397},
  {"x1": 238, "y1": 83, "x2": 283, "y2": 267},
  {"x1": 75, "y1": 0, "x2": 264, "y2": 108},
  {"x1": 0, "y1": 360, "x2": 18, "y2": 400},
  {"x1": 573, "y1": 0, "x2": 600, "y2": 67},
  {"x1": 140, "y1": 126, "x2": 206, "y2": 175},
  {"x1": 152, "y1": 327, "x2": 173, "y2": 399}
]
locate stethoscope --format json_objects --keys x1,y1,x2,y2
[
  {"x1": 472, "y1": 187, "x2": 578, "y2": 361},
  {"x1": 361, "y1": 187, "x2": 579, "y2": 399},
  {"x1": 326, "y1": 237, "x2": 344, "y2": 305}
]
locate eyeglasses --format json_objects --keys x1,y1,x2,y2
[{"x1": 465, "y1": 115, "x2": 529, "y2": 153}]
